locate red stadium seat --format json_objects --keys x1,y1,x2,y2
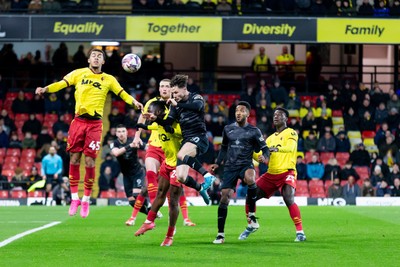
[
  {"x1": 0, "y1": 148, "x2": 6, "y2": 157},
  {"x1": 324, "y1": 180, "x2": 333, "y2": 190},
  {"x1": 336, "y1": 152, "x2": 350, "y2": 167},
  {"x1": 2, "y1": 169, "x2": 14, "y2": 180},
  {"x1": 6, "y1": 148, "x2": 21, "y2": 157},
  {"x1": 34, "y1": 162, "x2": 42, "y2": 171},
  {"x1": 19, "y1": 162, "x2": 34, "y2": 172},
  {"x1": 15, "y1": 113, "x2": 29, "y2": 122},
  {"x1": 14, "y1": 120, "x2": 25, "y2": 130},
  {"x1": 3, "y1": 162, "x2": 18, "y2": 171},
  {"x1": 127, "y1": 128, "x2": 136, "y2": 137},
  {"x1": 4, "y1": 156, "x2": 19, "y2": 164},
  {"x1": 297, "y1": 180, "x2": 308, "y2": 188},
  {"x1": 319, "y1": 152, "x2": 335, "y2": 165},
  {"x1": 28, "y1": 191, "x2": 44, "y2": 197},
  {"x1": 309, "y1": 179, "x2": 324, "y2": 188},
  {"x1": 310, "y1": 192, "x2": 327, "y2": 198},
  {"x1": 116, "y1": 191, "x2": 126, "y2": 198},
  {"x1": 10, "y1": 190, "x2": 27, "y2": 199},
  {"x1": 100, "y1": 190, "x2": 116, "y2": 198},
  {"x1": 332, "y1": 110, "x2": 343, "y2": 117},
  {"x1": 361, "y1": 131, "x2": 376, "y2": 139},
  {"x1": 44, "y1": 113, "x2": 59, "y2": 123},
  {"x1": 137, "y1": 149, "x2": 146, "y2": 161},
  {"x1": 340, "y1": 180, "x2": 348, "y2": 187},
  {"x1": 304, "y1": 151, "x2": 319, "y2": 164},
  {"x1": 35, "y1": 114, "x2": 44, "y2": 123},
  {"x1": 112, "y1": 100, "x2": 126, "y2": 113},
  {"x1": 63, "y1": 113, "x2": 74, "y2": 124},
  {"x1": 0, "y1": 190, "x2": 9, "y2": 198},
  {"x1": 354, "y1": 166, "x2": 370, "y2": 180},
  {"x1": 21, "y1": 148, "x2": 36, "y2": 158}
]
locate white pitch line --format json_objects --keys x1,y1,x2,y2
[{"x1": 0, "y1": 221, "x2": 61, "y2": 248}]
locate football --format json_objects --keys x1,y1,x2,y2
[{"x1": 121, "y1": 53, "x2": 141, "y2": 73}]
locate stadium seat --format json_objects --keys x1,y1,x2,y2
[
  {"x1": 324, "y1": 180, "x2": 333, "y2": 190},
  {"x1": 19, "y1": 162, "x2": 34, "y2": 172},
  {"x1": 310, "y1": 192, "x2": 327, "y2": 198},
  {"x1": 336, "y1": 152, "x2": 350, "y2": 167},
  {"x1": 332, "y1": 117, "x2": 344, "y2": 125},
  {"x1": 3, "y1": 162, "x2": 18, "y2": 171},
  {"x1": 288, "y1": 109, "x2": 300, "y2": 118},
  {"x1": 1, "y1": 169, "x2": 14, "y2": 180},
  {"x1": 34, "y1": 162, "x2": 42, "y2": 171},
  {"x1": 116, "y1": 191, "x2": 126, "y2": 198},
  {"x1": 0, "y1": 148, "x2": 6, "y2": 157},
  {"x1": 361, "y1": 131, "x2": 376, "y2": 139},
  {"x1": 63, "y1": 113, "x2": 74, "y2": 124},
  {"x1": 15, "y1": 113, "x2": 29, "y2": 122},
  {"x1": 6, "y1": 148, "x2": 21, "y2": 157},
  {"x1": 332, "y1": 110, "x2": 343, "y2": 117},
  {"x1": 0, "y1": 190, "x2": 9, "y2": 198},
  {"x1": 137, "y1": 149, "x2": 146, "y2": 161},
  {"x1": 14, "y1": 120, "x2": 25, "y2": 130},
  {"x1": 28, "y1": 191, "x2": 44, "y2": 197},
  {"x1": 363, "y1": 138, "x2": 375, "y2": 146},
  {"x1": 44, "y1": 113, "x2": 59, "y2": 123},
  {"x1": 21, "y1": 148, "x2": 36, "y2": 158},
  {"x1": 347, "y1": 131, "x2": 361, "y2": 139},
  {"x1": 100, "y1": 190, "x2": 116, "y2": 198},
  {"x1": 319, "y1": 152, "x2": 334, "y2": 165},
  {"x1": 304, "y1": 151, "x2": 319, "y2": 164},
  {"x1": 340, "y1": 180, "x2": 348, "y2": 187},
  {"x1": 309, "y1": 179, "x2": 324, "y2": 188},
  {"x1": 35, "y1": 114, "x2": 44, "y2": 123},
  {"x1": 365, "y1": 145, "x2": 379, "y2": 154},
  {"x1": 127, "y1": 128, "x2": 136, "y2": 137},
  {"x1": 354, "y1": 166, "x2": 370, "y2": 180},
  {"x1": 112, "y1": 100, "x2": 126, "y2": 113},
  {"x1": 4, "y1": 156, "x2": 19, "y2": 164},
  {"x1": 297, "y1": 180, "x2": 308, "y2": 188},
  {"x1": 10, "y1": 190, "x2": 27, "y2": 199}
]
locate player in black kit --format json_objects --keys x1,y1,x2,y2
[
  {"x1": 110, "y1": 124, "x2": 149, "y2": 226},
  {"x1": 209, "y1": 101, "x2": 270, "y2": 244},
  {"x1": 157, "y1": 74, "x2": 216, "y2": 202}
]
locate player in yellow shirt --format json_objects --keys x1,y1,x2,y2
[
  {"x1": 134, "y1": 100, "x2": 195, "y2": 246},
  {"x1": 35, "y1": 49, "x2": 143, "y2": 218},
  {"x1": 239, "y1": 107, "x2": 306, "y2": 242},
  {"x1": 133, "y1": 79, "x2": 196, "y2": 226}
]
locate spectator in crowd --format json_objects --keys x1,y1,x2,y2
[
  {"x1": 0, "y1": 0, "x2": 11, "y2": 11},
  {"x1": 52, "y1": 114, "x2": 69, "y2": 136},
  {"x1": 374, "y1": 0, "x2": 389, "y2": 16},
  {"x1": 323, "y1": 158, "x2": 341, "y2": 182},
  {"x1": 240, "y1": 87, "x2": 256, "y2": 109},
  {"x1": 0, "y1": 165, "x2": 10, "y2": 190},
  {"x1": 310, "y1": 0, "x2": 328, "y2": 15},
  {"x1": 10, "y1": 167, "x2": 28, "y2": 190},
  {"x1": 288, "y1": 117, "x2": 301, "y2": 133},
  {"x1": 376, "y1": 180, "x2": 392, "y2": 196},
  {"x1": 187, "y1": 77, "x2": 201, "y2": 94},
  {"x1": 389, "y1": 163, "x2": 400, "y2": 185},
  {"x1": 371, "y1": 156, "x2": 390, "y2": 178},
  {"x1": 306, "y1": 154, "x2": 325, "y2": 180},
  {"x1": 123, "y1": 108, "x2": 139, "y2": 129},
  {"x1": 61, "y1": 91, "x2": 75, "y2": 114},
  {"x1": 100, "y1": 153, "x2": 120, "y2": 183},
  {"x1": 349, "y1": 143, "x2": 371, "y2": 166},
  {"x1": 216, "y1": 0, "x2": 232, "y2": 15},
  {"x1": 30, "y1": 93, "x2": 45, "y2": 114},
  {"x1": 378, "y1": 134, "x2": 398, "y2": 166},
  {"x1": 317, "y1": 131, "x2": 336, "y2": 152},
  {"x1": 359, "y1": 110, "x2": 376, "y2": 132},
  {"x1": 22, "y1": 131, "x2": 36, "y2": 149},
  {"x1": 98, "y1": 166, "x2": 115, "y2": 194},
  {"x1": 22, "y1": 114, "x2": 42, "y2": 135},
  {"x1": 269, "y1": 79, "x2": 288, "y2": 108},
  {"x1": 374, "y1": 102, "x2": 389, "y2": 124},
  {"x1": 108, "y1": 106, "x2": 125, "y2": 128},
  {"x1": 36, "y1": 126, "x2": 53, "y2": 149},
  {"x1": 72, "y1": 45, "x2": 87, "y2": 68},
  {"x1": 201, "y1": 0, "x2": 216, "y2": 12},
  {"x1": 252, "y1": 47, "x2": 271, "y2": 73},
  {"x1": 211, "y1": 115, "x2": 226, "y2": 137},
  {"x1": 12, "y1": 90, "x2": 30, "y2": 114},
  {"x1": 275, "y1": 45, "x2": 295, "y2": 85},
  {"x1": 228, "y1": 98, "x2": 239, "y2": 123},
  {"x1": 8, "y1": 131, "x2": 22, "y2": 149},
  {"x1": 391, "y1": 177, "x2": 400, "y2": 196},
  {"x1": 255, "y1": 79, "x2": 271, "y2": 107},
  {"x1": 286, "y1": 87, "x2": 301, "y2": 110},
  {"x1": 0, "y1": 109, "x2": 16, "y2": 132},
  {"x1": 0, "y1": 125, "x2": 9, "y2": 148},
  {"x1": 28, "y1": 0, "x2": 42, "y2": 13},
  {"x1": 52, "y1": 42, "x2": 69, "y2": 78},
  {"x1": 342, "y1": 175, "x2": 361, "y2": 204},
  {"x1": 343, "y1": 107, "x2": 360, "y2": 131},
  {"x1": 257, "y1": 115, "x2": 273, "y2": 136},
  {"x1": 370, "y1": 164, "x2": 388, "y2": 187},
  {"x1": 304, "y1": 130, "x2": 319, "y2": 152},
  {"x1": 103, "y1": 127, "x2": 117, "y2": 146},
  {"x1": 218, "y1": 99, "x2": 229, "y2": 119},
  {"x1": 296, "y1": 155, "x2": 307, "y2": 180},
  {"x1": 374, "y1": 122, "x2": 389, "y2": 146},
  {"x1": 340, "y1": 160, "x2": 360, "y2": 181},
  {"x1": 11, "y1": 0, "x2": 29, "y2": 12},
  {"x1": 52, "y1": 176, "x2": 70, "y2": 205},
  {"x1": 210, "y1": 104, "x2": 224, "y2": 123},
  {"x1": 26, "y1": 166, "x2": 43, "y2": 189},
  {"x1": 315, "y1": 100, "x2": 332, "y2": 118},
  {"x1": 44, "y1": 93, "x2": 61, "y2": 114},
  {"x1": 387, "y1": 93, "x2": 400, "y2": 111},
  {"x1": 387, "y1": 107, "x2": 399, "y2": 131},
  {"x1": 361, "y1": 178, "x2": 375, "y2": 196},
  {"x1": 296, "y1": 129, "x2": 305, "y2": 152},
  {"x1": 301, "y1": 110, "x2": 317, "y2": 132},
  {"x1": 0, "y1": 118, "x2": 9, "y2": 135},
  {"x1": 316, "y1": 110, "x2": 333, "y2": 134},
  {"x1": 327, "y1": 177, "x2": 343, "y2": 198},
  {"x1": 256, "y1": 99, "x2": 272, "y2": 121},
  {"x1": 42, "y1": 0, "x2": 61, "y2": 13},
  {"x1": 335, "y1": 130, "x2": 351, "y2": 152}
]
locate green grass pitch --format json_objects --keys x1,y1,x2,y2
[{"x1": 0, "y1": 206, "x2": 399, "y2": 267}]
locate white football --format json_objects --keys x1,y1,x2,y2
[{"x1": 121, "y1": 53, "x2": 141, "y2": 73}]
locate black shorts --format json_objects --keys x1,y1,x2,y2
[
  {"x1": 45, "y1": 174, "x2": 61, "y2": 186},
  {"x1": 222, "y1": 165, "x2": 254, "y2": 191},
  {"x1": 182, "y1": 134, "x2": 209, "y2": 156},
  {"x1": 123, "y1": 168, "x2": 145, "y2": 198}
]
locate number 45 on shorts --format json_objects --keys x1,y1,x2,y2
[{"x1": 89, "y1": 141, "x2": 101, "y2": 151}]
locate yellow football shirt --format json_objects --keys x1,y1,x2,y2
[
  {"x1": 148, "y1": 122, "x2": 182, "y2": 167},
  {"x1": 47, "y1": 67, "x2": 134, "y2": 118},
  {"x1": 266, "y1": 127, "x2": 298, "y2": 175}
]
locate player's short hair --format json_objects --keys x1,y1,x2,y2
[
  {"x1": 116, "y1": 124, "x2": 127, "y2": 129},
  {"x1": 170, "y1": 74, "x2": 188, "y2": 88},
  {"x1": 237, "y1": 101, "x2": 251, "y2": 112},
  {"x1": 88, "y1": 48, "x2": 106, "y2": 59},
  {"x1": 275, "y1": 107, "x2": 289, "y2": 118},
  {"x1": 149, "y1": 101, "x2": 167, "y2": 116},
  {"x1": 160, "y1": 78, "x2": 171, "y2": 84}
]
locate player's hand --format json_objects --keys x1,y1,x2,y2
[
  {"x1": 132, "y1": 136, "x2": 143, "y2": 147},
  {"x1": 133, "y1": 100, "x2": 143, "y2": 110},
  {"x1": 136, "y1": 123, "x2": 148, "y2": 130},
  {"x1": 142, "y1": 112, "x2": 157, "y2": 121},
  {"x1": 130, "y1": 140, "x2": 139, "y2": 148},
  {"x1": 164, "y1": 125, "x2": 174, "y2": 134},
  {"x1": 258, "y1": 155, "x2": 265, "y2": 163},
  {"x1": 35, "y1": 87, "x2": 47, "y2": 95},
  {"x1": 166, "y1": 98, "x2": 177, "y2": 107},
  {"x1": 210, "y1": 164, "x2": 219, "y2": 173},
  {"x1": 269, "y1": 147, "x2": 279, "y2": 153}
]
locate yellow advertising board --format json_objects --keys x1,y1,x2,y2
[
  {"x1": 126, "y1": 17, "x2": 222, "y2": 42},
  {"x1": 318, "y1": 18, "x2": 400, "y2": 44}
]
